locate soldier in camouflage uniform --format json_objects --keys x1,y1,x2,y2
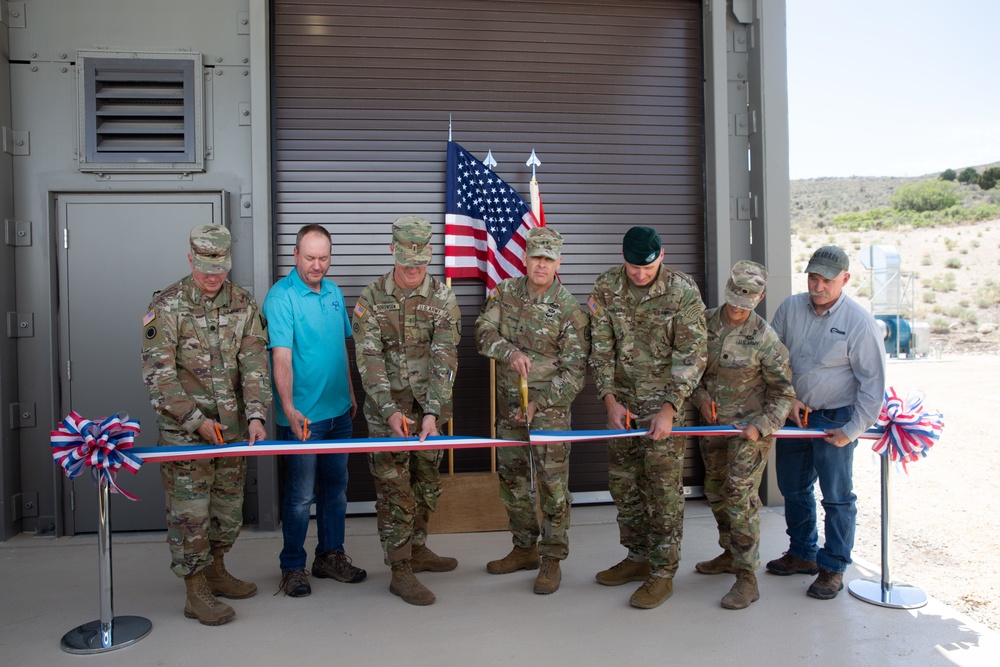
[
  {"x1": 588, "y1": 226, "x2": 707, "y2": 610},
  {"x1": 475, "y1": 227, "x2": 590, "y2": 595},
  {"x1": 141, "y1": 224, "x2": 271, "y2": 626},
  {"x1": 692, "y1": 260, "x2": 794, "y2": 610},
  {"x1": 352, "y1": 215, "x2": 460, "y2": 606}
]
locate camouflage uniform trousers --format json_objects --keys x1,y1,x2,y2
[
  {"x1": 497, "y1": 410, "x2": 573, "y2": 560},
  {"x1": 160, "y1": 455, "x2": 246, "y2": 578},
  {"x1": 608, "y1": 429, "x2": 686, "y2": 578},
  {"x1": 699, "y1": 434, "x2": 772, "y2": 571},
  {"x1": 367, "y1": 417, "x2": 444, "y2": 566}
]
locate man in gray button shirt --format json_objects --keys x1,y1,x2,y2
[{"x1": 764, "y1": 245, "x2": 885, "y2": 600}]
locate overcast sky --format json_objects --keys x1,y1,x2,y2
[{"x1": 786, "y1": 0, "x2": 999, "y2": 179}]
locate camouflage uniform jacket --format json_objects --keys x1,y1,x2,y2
[
  {"x1": 692, "y1": 306, "x2": 795, "y2": 438},
  {"x1": 352, "y1": 271, "x2": 460, "y2": 423},
  {"x1": 588, "y1": 264, "x2": 707, "y2": 412},
  {"x1": 475, "y1": 276, "x2": 590, "y2": 412},
  {"x1": 141, "y1": 275, "x2": 271, "y2": 446}
]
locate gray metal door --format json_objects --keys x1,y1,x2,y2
[{"x1": 57, "y1": 193, "x2": 225, "y2": 533}]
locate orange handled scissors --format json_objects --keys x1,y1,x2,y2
[
  {"x1": 625, "y1": 410, "x2": 631, "y2": 430},
  {"x1": 213, "y1": 422, "x2": 224, "y2": 445},
  {"x1": 710, "y1": 401, "x2": 717, "y2": 424},
  {"x1": 402, "y1": 418, "x2": 409, "y2": 438},
  {"x1": 302, "y1": 418, "x2": 310, "y2": 442},
  {"x1": 802, "y1": 407, "x2": 810, "y2": 428}
]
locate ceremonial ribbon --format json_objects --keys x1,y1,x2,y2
[
  {"x1": 50, "y1": 411, "x2": 143, "y2": 501},
  {"x1": 870, "y1": 387, "x2": 944, "y2": 471}
]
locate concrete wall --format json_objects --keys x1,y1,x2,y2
[{"x1": 4, "y1": 0, "x2": 259, "y2": 537}]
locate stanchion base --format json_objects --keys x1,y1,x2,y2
[
  {"x1": 60, "y1": 615, "x2": 152, "y2": 654},
  {"x1": 848, "y1": 578, "x2": 928, "y2": 609}
]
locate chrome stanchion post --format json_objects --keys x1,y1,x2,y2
[
  {"x1": 848, "y1": 453, "x2": 928, "y2": 609},
  {"x1": 60, "y1": 476, "x2": 152, "y2": 654}
]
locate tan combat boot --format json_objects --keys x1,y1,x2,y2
[
  {"x1": 486, "y1": 544, "x2": 539, "y2": 574},
  {"x1": 389, "y1": 561, "x2": 436, "y2": 606},
  {"x1": 204, "y1": 547, "x2": 258, "y2": 599},
  {"x1": 721, "y1": 570, "x2": 760, "y2": 610},
  {"x1": 184, "y1": 570, "x2": 236, "y2": 626},
  {"x1": 410, "y1": 544, "x2": 458, "y2": 573},
  {"x1": 533, "y1": 558, "x2": 562, "y2": 595},
  {"x1": 629, "y1": 575, "x2": 673, "y2": 609},
  {"x1": 695, "y1": 551, "x2": 735, "y2": 575},
  {"x1": 595, "y1": 557, "x2": 650, "y2": 586}
]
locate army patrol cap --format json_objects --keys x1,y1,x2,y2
[
  {"x1": 392, "y1": 215, "x2": 432, "y2": 267},
  {"x1": 725, "y1": 260, "x2": 768, "y2": 310},
  {"x1": 622, "y1": 226, "x2": 662, "y2": 266},
  {"x1": 189, "y1": 224, "x2": 232, "y2": 274},
  {"x1": 525, "y1": 226, "x2": 563, "y2": 260},
  {"x1": 805, "y1": 245, "x2": 850, "y2": 279}
]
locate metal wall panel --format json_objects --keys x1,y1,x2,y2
[{"x1": 271, "y1": 0, "x2": 706, "y2": 496}]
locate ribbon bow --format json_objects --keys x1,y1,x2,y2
[
  {"x1": 50, "y1": 411, "x2": 143, "y2": 500},
  {"x1": 871, "y1": 387, "x2": 944, "y2": 471}
]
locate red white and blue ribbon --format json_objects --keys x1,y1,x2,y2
[
  {"x1": 528, "y1": 426, "x2": 836, "y2": 444},
  {"x1": 50, "y1": 411, "x2": 143, "y2": 500},
  {"x1": 871, "y1": 387, "x2": 944, "y2": 470}
]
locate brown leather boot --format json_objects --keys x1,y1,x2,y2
[
  {"x1": 410, "y1": 544, "x2": 458, "y2": 573},
  {"x1": 486, "y1": 544, "x2": 539, "y2": 574},
  {"x1": 533, "y1": 558, "x2": 562, "y2": 595},
  {"x1": 629, "y1": 575, "x2": 673, "y2": 609},
  {"x1": 204, "y1": 548, "x2": 257, "y2": 599},
  {"x1": 807, "y1": 569, "x2": 844, "y2": 600},
  {"x1": 184, "y1": 570, "x2": 236, "y2": 626},
  {"x1": 721, "y1": 570, "x2": 760, "y2": 609},
  {"x1": 389, "y1": 561, "x2": 436, "y2": 606},
  {"x1": 595, "y1": 557, "x2": 650, "y2": 586},
  {"x1": 695, "y1": 551, "x2": 735, "y2": 575}
]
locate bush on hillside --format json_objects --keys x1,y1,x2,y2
[
  {"x1": 940, "y1": 168, "x2": 957, "y2": 181},
  {"x1": 979, "y1": 167, "x2": 1000, "y2": 191},
  {"x1": 891, "y1": 180, "x2": 960, "y2": 212},
  {"x1": 957, "y1": 167, "x2": 980, "y2": 184}
]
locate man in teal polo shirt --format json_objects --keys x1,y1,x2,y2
[{"x1": 263, "y1": 224, "x2": 367, "y2": 597}]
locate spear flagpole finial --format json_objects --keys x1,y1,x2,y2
[
  {"x1": 484, "y1": 149, "x2": 497, "y2": 170},
  {"x1": 526, "y1": 149, "x2": 541, "y2": 180}
]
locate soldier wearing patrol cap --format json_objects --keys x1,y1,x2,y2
[
  {"x1": 475, "y1": 226, "x2": 589, "y2": 595},
  {"x1": 141, "y1": 224, "x2": 271, "y2": 626},
  {"x1": 352, "y1": 215, "x2": 461, "y2": 606},
  {"x1": 692, "y1": 260, "x2": 794, "y2": 609},
  {"x1": 587, "y1": 226, "x2": 707, "y2": 609}
]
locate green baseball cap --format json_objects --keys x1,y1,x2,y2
[
  {"x1": 725, "y1": 260, "x2": 767, "y2": 309},
  {"x1": 392, "y1": 215, "x2": 432, "y2": 267},
  {"x1": 805, "y1": 245, "x2": 849, "y2": 279},
  {"x1": 525, "y1": 226, "x2": 563, "y2": 260},
  {"x1": 189, "y1": 224, "x2": 232, "y2": 274},
  {"x1": 622, "y1": 226, "x2": 662, "y2": 266}
]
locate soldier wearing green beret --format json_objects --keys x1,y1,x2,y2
[
  {"x1": 692, "y1": 260, "x2": 794, "y2": 610},
  {"x1": 475, "y1": 226, "x2": 590, "y2": 595},
  {"x1": 352, "y1": 215, "x2": 461, "y2": 606},
  {"x1": 141, "y1": 224, "x2": 271, "y2": 626},
  {"x1": 587, "y1": 226, "x2": 707, "y2": 609}
]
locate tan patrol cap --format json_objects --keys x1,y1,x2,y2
[
  {"x1": 525, "y1": 226, "x2": 563, "y2": 260},
  {"x1": 724, "y1": 260, "x2": 767, "y2": 310},
  {"x1": 189, "y1": 224, "x2": 232, "y2": 274},
  {"x1": 392, "y1": 216, "x2": 432, "y2": 267}
]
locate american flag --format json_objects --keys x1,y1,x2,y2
[{"x1": 444, "y1": 142, "x2": 541, "y2": 291}]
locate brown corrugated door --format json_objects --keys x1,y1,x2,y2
[{"x1": 271, "y1": 0, "x2": 706, "y2": 502}]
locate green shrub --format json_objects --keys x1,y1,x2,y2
[
  {"x1": 891, "y1": 180, "x2": 960, "y2": 212},
  {"x1": 945, "y1": 257, "x2": 962, "y2": 268},
  {"x1": 958, "y1": 167, "x2": 980, "y2": 184},
  {"x1": 922, "y1": 292, "x2": 936, "y2": 303},
  {"x1": 921, "y1": 254, "x2": 932, "y2": 266},
  {"x1": 940, "y1": 168, "x2": 957, "y2": 181},
  {"x1": 930, "y1": 318, "x2": 951, "y2": 333},
  {"x1": 979, "y1": 167, "x2": 1000, "y2": 190}
]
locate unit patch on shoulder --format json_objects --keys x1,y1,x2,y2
[
  {"x1": 145, "y1": 325, "x2": 157, "y2": 340},
  {"x1": 142, "y1": 309, "x2": 156, "y2": 326}
]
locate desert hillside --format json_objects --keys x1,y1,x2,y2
[{"x1": 789, "y1": 173, "x2": 1000, "y2": 355}]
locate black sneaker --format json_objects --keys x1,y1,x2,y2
[
  {"x1": 312, "y1": 550, "x2": 367, "y2": 583},
  {"x1": 275, "y1": 569, "x2": 311, "y2": 597}
]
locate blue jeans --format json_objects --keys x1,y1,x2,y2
[
  {"x1": 278, "y1": 411, "x2": 352, "y2": 572},
  {"x1": 775, "y1": 406, "x2": 857, "y2": 574}
]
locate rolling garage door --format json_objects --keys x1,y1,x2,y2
[{"x1": 271, "y1": 0, "x2": 706, "y2": 500}]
